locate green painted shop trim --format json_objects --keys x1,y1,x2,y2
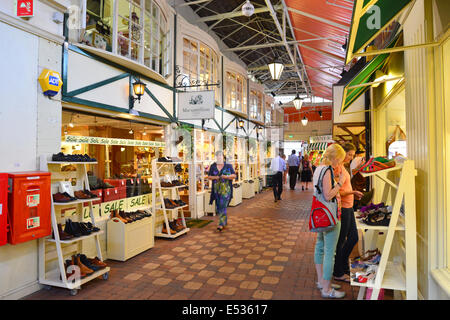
[
  {"x1": 65, "y1": 73, "x2": 130, "y2": 97},
  {"x1": 346, "y1": 0, "x2": 411, "y2": 63},
  {"x1": 62, "y1": 96, "x2": 172, "y2": 124},
  {"x1": 342, "y1": 33, "x2": 401, "y2": 113},
  {"x1": 143, "y1": 86, "x2": 175, "y2": 122},
  {"x1": 68, "y1": 44, "x2": 174, "y2": 92}
]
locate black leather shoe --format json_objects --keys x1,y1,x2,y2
[{"x1": 64, "y1": 219, "x2": 82, "y2": 237}]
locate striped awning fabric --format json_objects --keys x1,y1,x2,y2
[{"x1": 307, "y1": 142, "x2": 328, "y2": 151}]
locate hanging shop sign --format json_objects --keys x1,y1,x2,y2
[
  {"x1": 16, "y1": 0, "x2": 34, "y2": 17},
  {"x1": 309, "y1": 135, "x2": 333, "y2": 143},
  {"x1": 38, "y1": 69, "x2": 62, "y2": 97},
  {"x1": 65, "y1": 135, "x2": 165, "y2": 147},
  {"x1": 177, "y1": 90, "x2": 215, "y2": 120}
]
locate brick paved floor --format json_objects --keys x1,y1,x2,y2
[{"x1": 24, "y1": 185, "x2": 385, "y2": 300}]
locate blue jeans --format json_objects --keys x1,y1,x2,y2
[{"x1": 314, "y1": 221, "x2": 341, "y2": 281}]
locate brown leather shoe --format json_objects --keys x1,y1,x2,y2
[
  {"x1": 73, "y1": 254, "x2": 94, "y2": 276},
  {"x1": 162, "y1": 224, "x2": 176, "y2": 235},
  {"x1": 53, "y1": 192, "x2": 72, "y2": 203},
  {"x1": 74, "y1": 190, "x2": 90, "y2": 199},
  {"x1": 119, "y1": 211, "x2": 132, "y2": 223},
  {"x1": 111, "y1": 210, "x2": 128, "y2": 223},
  {"x1": 171, "y1": 220, "x2": 185, "y2": 232},
  {"x1": 88, "y1": 257, "x2": 107, "y2": 268}
]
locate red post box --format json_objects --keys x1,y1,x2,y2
[
  {"x1": 0, "y1": 173, "x2": 8, "y2": 246},
  {"x1": 7, "y1": 171, "x2": 51, "y2": 245}
]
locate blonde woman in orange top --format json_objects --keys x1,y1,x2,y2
[{"x1": 332, "y1": 143, "x2": 363, "y2": 283}]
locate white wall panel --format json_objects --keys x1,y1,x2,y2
[{"x1": 0, "y1": 22, "x2": 40, "y2": 299}]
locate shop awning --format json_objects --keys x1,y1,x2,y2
[
  {"x1": 345, "y1": 0, "x2": 412, "y2": 64},
  {"x1": 341, "y1": 34, "x2": 401, "y2": 114},
  {"x1": 308, "y1": 142, "x2": 328, "y2": 152}
]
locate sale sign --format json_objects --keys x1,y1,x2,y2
[{"x1": 16, "y1": 0, "x2": 34, "y2": 17}]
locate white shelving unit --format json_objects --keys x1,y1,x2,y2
[
  {"x1": 38, "y1": 155, "x2": 109, "y2": 296},
  {"x1": 152, "y1": 159, "x2": 190, "y2": 238},
  {"x1": 351, "y1": 160, "x2": 417, "y2": 300}
]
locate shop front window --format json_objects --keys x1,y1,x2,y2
[
  {"x1": 225, "y1": 71, "x2": 247, "y2": 114},
  {"x1": 249, "y1": 90, "x2": 262, "y2": 121},
  {"x1": 81, "y1": 0, "x2": 170, "y2": 77},
  {"x1": 265, "y1": 102, "x2": 273, "y2": 125},
  {"x1": 182, "y1": 37, "x2": 220, "y2": 102},
  {"x1": 62, "y1": 110, "x2": 165, "y2": 181}
]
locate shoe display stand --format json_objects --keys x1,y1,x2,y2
[
  {"x1": 106, "y1": 211, "x2": 154, "y2": 261},
  {"x1": 242, "y1": 180, "x2": 255, "y2": 199},
  {"x1": 350, "y1": 160, "x2": 417, "y2": 300},
  {"x1": 229, "y1": 161, "x2": 243, "y2": 206},
  {"x1": 38, "y1": 155, "x2": 109, "y2": 296},
  {"x1": 152, "y1": 159, "x2": 190, "y2": 238},
  {"x1": 189, "y1": 161, "x2": 205, "y2": 219}
]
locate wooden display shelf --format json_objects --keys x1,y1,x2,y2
[
  {"x1": 47, "y1": 161, "x2": 98, "y2": 165},
  {"x1": 155, "y1": 227, "x2": 190, "y2": 239},
  {"x1": 53, "y1": 198, "x2": 102, "y2": 206},
  {"x1": 360, "y1": 164, "x2": 403, "y2": 178},
  {"x1": 355, "y1": 214, "x2": 405, "y2": 231},
  {"x1": 40, "y1": 267, "x2": 110, "y2": 290},
  {"x1": 161, "y1": 185, "x2": 188, "y2": 190},
  {"x1": 45, "y1": 230, "x2": 103, "y2": 244},
  {"x1": 156, "y1": 204, "x2": 188, "y2": 211}
]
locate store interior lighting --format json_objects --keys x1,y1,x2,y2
[
  {"x1": 69, "y1": 113, "x2": 74, "y2": 127},
  {"x1": 301, "y1": 116, "x2": 308, "y2": 126},
  {"x1": 132, "y1": 79, "x2": 146, "y2": 102},
  {"x1": 242, "y1": 0, "x2": 255, "y2": 17},
  {"x1": 268, "y1": 60, "x2": 284, "y2": 80},
  {"x1": 238, "y1": 119, "x2": 245, "y2": 128},
  {"x1": 293, "y1": 94, "x2": 303, "y2": 110}
]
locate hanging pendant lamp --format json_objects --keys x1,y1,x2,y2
[
  {"x1": 301, "y1": 116, "x2": 308, "y2": 126},
  {"x1": 293, "y1": 94, "x2": 303, "y2": 110},
  {"x1": 268, "y1": 60, "x2": 284, "y2": 80}
]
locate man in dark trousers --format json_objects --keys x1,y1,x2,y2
[
  {"x1": 287, "y1": 150, "x2": 300, "y2": 190},
  {"x1": 270, "y1": 153, "x2": 286, "y2": 202}
]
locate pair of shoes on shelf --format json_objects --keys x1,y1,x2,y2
[
  {"x1": 162, "y1": 221, "x2": 183, "y2": 235},
  {"x1": 158, "y1": 157, "x2": 172, "y2": 162},
  {"x1": 52, "y1": 152, "x2": 96, "y2": 162},
  {"x1": 53, "y1": 192, "x2": 77, "y2": 203},
  {"x1": 363, "y1": 211, "x2": 391, "y2": 226},
  {"x1": 110, "y1": 210, "x2": 128, "y2": 224},
  {"x1": 164, "y1": 198, "x2": 186, "y2": 209},
  {"x1": 170, "y1": 220, "x2": 185, "y2": 232},
  {"x1": 52, "y1": 223, "x2": 74, "y2": 241},
  {"x1": 64, "y1": 219, "x2": 100, "y2": 238},
  {"x1": 79, "y1": 254, "x2": 107, "y2": 272},
  {"x1": 120, "y1": 211, "x2": 149, "y2": 223},
  {"x1": 74, "y1": 190, "x2": 97, "y2": 200},
  {"x1": 64, "y1": 254, "x2": 94, "y2": 279}
]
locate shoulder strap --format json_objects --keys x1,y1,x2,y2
[{"x1": 315, "y1": 166, "x2": 334, "y2": 194}]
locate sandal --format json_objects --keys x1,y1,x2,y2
[
  {"x1": 333, "y1": 275, "x2": 350, "y2": 283},
  {"x1": 316, "y1": 282, "x2": 341, "y2": 290}
]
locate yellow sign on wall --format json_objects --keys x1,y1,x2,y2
[{"x1": 38, "y1": 69, "x2": 62, "y2": 97}]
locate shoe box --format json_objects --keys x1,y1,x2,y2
[
  {"x1": 0, "y1": 173, "x2": 8, "y2": 246},
  {"x1": 103, "y1": 187, "x2": 119, "y2": 202},
  {"x1": 104, "y1": 179, "x2": 126, "y2": 199},
  {"x1": 7, "y1": 172, "x2": 52, "y2": 245},
  {"x1": 89, "y1": 189, "x2": 103, "y2": 205}
]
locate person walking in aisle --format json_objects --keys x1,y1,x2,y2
[
  {"x1": 206, "y1": 150, "x2": 236, "y2": 232},
  {"x1": 281, "y1": 154, "x2": 288, "y2": 185},
  {"x1": 333, "y1": 143, "x2": 363, "y2": 283},
  {"x1": 287, "y1": 150, "x2": 300, "y2": 190},
  {"x1": 313, "y1": 143, "x2": 347, "y2": 298},
  {"x1": 270, "y1": 152, "x2": 286, "y2": 202},
  {"x1": 300, "y1": 154, "x2": 313, "y2": 190}
]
